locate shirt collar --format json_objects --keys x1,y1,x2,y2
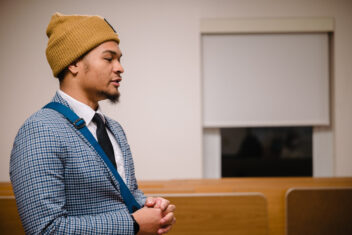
[{"x1": 57, "y1": 90, "x2": 106, "y2": 125}]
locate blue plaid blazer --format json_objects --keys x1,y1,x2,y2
[{"x1": 10, "y1": 93, "x2": 146, "y2": 234}]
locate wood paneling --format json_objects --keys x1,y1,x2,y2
[
  {"x1": 2, "y1": 177, "x2": 352, "y2": 235},
  {"x1": 0, "y1": 182, "x2": 14, "y2": 196},
  {"x1": 286, "y1": 188, "x2": 352, "y2": 235},
  {"x1": 139, "y1": 177, "x2": 352, "y2": 235},
  {"x1": 164, "y1": 193, "x2": 268, "y2": 235},
  {"x1": 0, "y1": 196, "x2": 24, "y2": 235}
]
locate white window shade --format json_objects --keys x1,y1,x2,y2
[{"x1": 202, "y1": 33, "x2": 330, "y2": 127}]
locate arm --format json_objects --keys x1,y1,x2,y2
[{"x1": 10, "y1": 118, "x2": 134, "y2": 235}]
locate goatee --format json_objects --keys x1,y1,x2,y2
[{"x1": 99, "y1": 91, "x2": 120, "y2": 104}]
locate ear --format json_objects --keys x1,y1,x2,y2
[{"x1": 68, "y1": 62, "x2": 80, "y2": 76}]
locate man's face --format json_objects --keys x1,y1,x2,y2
[{"x1": 77, "y1": 40, "x2": 124, "y2": 104}]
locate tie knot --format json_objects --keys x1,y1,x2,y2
[{"x1": 93, "y1": 113, "x2": 105, "y2": 127}]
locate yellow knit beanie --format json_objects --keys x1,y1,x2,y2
[{"x1": 46, "y1": 12, "x2": 120, "y2": 77}]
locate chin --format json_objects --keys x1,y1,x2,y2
[{"x1": 99, "y1": 91, "x2": 120, "y2": 103}]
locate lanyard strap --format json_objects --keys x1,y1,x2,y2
[{"x1": 43, "y1": 102, "x2": 141, "y2": 213}]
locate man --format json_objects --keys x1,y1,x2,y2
[{"x1": 10, "y1": 13, "x2": 175, "y2": 234}]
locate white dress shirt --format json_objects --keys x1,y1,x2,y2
[{"x1": 58, "y1": 90, "x2": 126, "y2": 182}]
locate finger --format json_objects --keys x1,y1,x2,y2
[
  {"x1": 162, "y1": 204, "x2": 176, "y2": 216},
  {"x1": 158, "y1": 198, "x2": 170, "y2": 211},
  {"x1": 155, "y1": 198, "x2": 162, "y2": 208},
  {"x1": 157, "y1": 225, "x2": 172, "y2": 235},
  {"x1": 157, "y1": 218, "x2": 176, "y2": 235},
  {"x1": 160, "y1": 212, "x2": 174, "y2": 226},
  {"x1": 144, "y1": 197, "x2": 156, "y2": 207}
]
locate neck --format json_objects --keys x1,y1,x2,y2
[{"x1": 60, "y1": 83, "x2": 99, "y2": 110}]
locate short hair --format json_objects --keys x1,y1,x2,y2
[{"x1": 56, "y1": 67, "x2": 68, "y2": 82}]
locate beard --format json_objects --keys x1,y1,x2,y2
[{"x1": 99, "y1": 91, "x2": 120, "y2": 104}]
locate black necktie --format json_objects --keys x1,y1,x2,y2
[{"x1": 92, "y1": 113, "x2": 117, "y2": 169}]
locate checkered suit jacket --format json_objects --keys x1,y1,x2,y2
[{"x1": 10, "y1": 92, "x2": 146, "y2": 234}]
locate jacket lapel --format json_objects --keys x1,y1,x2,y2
[{"x1": 105, "y1": 119, "x2": 132, "y2": 189}]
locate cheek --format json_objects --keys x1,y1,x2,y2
[
  {"x1": 99, "y1": 69, "x2": 113, "y2": 82},
  {"x1": 96, "y1": 71, "x2": 110, "y2": 85},
  {"x1": 84, "y1": 64, "x2": 112, "y2": 86},
  {"x1": 87, "y1": 68, "x2": 105, "y2": 84}
]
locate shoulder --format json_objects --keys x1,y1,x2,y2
[
  {"x1": 16, "y1": 107, "x2": 70, "y2": 140},
  {"x1": 24, "y1": 108, "x2": 66, "y2": 127},
  {"x1": 11, "y1": 108, "x2": 69, "y2": 168}
]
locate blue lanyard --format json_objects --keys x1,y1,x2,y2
[{"x1": 44, "y1": 102, "x2": 141, "y2": 213}]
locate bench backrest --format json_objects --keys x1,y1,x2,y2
[
  {"x1": 0, "y1": 196, "x2": 24, "y2": 234},
  {"x1": 286, "y1": 187, "x2": 352, "y2": 235},
  {"x1": 162, "y1": 193, "x2": 269, "y2": 235}
]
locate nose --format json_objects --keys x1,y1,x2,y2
[{"x1": 113, "y1": 60, "x2": 124, "y2": 74}]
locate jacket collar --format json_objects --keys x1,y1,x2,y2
[{"x1": 51, "y1": 91, "x2": 71, "y2": 108}]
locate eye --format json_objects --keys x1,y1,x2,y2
[{"x1": 104, "y1": 58, "x2": 113, "y2": 62}]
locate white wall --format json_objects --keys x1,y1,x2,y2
[{"x1": 1, "y1": 0, "x2": 351, "y2": 181}]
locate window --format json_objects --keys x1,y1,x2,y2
[
  {"x1": 201, "y1": 18, "x2": 333, "y2": 178},
  {"x1": 221, "y1": 127, "x2": 312, "y2": 177}
]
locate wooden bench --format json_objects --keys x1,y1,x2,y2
[
  {"x1": 0, "y1": 196, "x2": 24, "y2": 235},
  {"x1": 2, "y1": 178, "x2": 352, "y2": 235},
  {"x1": 161, "y1": 193, "x2": 269, "y2": 235},
  {"x1": 139, "y1": 177, "x2": 352, "y2": 235},
  {"x1": 0, "y1": 192, "x2": 269, "y2": 235},
  {"x1": 0, "y1": 182, "x2": 14, "y2": 196},
  {"x1": 286, "y1": 187, "x2": 352, "y2": 235}
]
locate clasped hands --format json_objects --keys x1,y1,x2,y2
[{"x1": 132, "y1": 197, "x2": 176, "y2": 235}]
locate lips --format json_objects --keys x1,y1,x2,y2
[
  {"x1": 111, "y1": 78, "x2": 121, "y2": 87},
  {"x1": 111, "y1": 81, "x2": 120, "y2": 87}
]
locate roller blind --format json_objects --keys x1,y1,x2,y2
[{"x1": 202, "y1": 33, "x2": 329, "y2": 127}]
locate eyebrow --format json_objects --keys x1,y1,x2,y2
[{"x1": 102, "y1": 50, "x2": 122, "y2": 57}]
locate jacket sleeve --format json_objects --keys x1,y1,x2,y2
[{"x1": 10, "y1": 118, "x2": 135, "y2": 235}]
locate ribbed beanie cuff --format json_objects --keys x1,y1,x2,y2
[{"x1": 46, "y1": 12, "x2": 120, "y2": 77}]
